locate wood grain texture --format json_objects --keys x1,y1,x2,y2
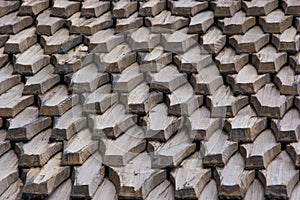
[
  {"x1": 51, "y1": 0, "x2": 80, "y2": 18},
  {"x1": 198, "y1": 179, "x2": 218, "y2": 200},
  {"x1": 18, "y1": 0, "x2": 49, "y2": 16},
  {"x1": 210, "y1": 0, "x2": 241, "y2": 17},
  {"x1": 218, "y1": 11, "x2": 256, "y2": 34},
  {"x1": 258, "y1": 151, "x2": 299, "y2": 199},
  {"x1": 115, "y1": 12, "x2": 143, "y2": 33},
  {"x1": 290, "y1": 52, "x2": 300, "y2": 74},
  {"x1": 127, "y1": 27, "x2": 160, "y2": 51},
  {"x1": 52, "y1": 105, "x2": 86, "y2": 141},
  {"x1": 0, "y1": 0, "x2": 19, "y2": 18},
  {"x1": 139, "y1": 0, "x2": 166, "y2": 17},
  {"x1": 100, "y1": 125, "x2": 146, "y2": 167},
  {"x1": 250, "y1": 83, "x2": 293, "y2": 118},
  {"x1": 214, "y1": 152, "x2": 255, "y2": 199},
  {"x1": 0, "y1": 179, "x2": 23, "y2": 200},
  {"x1": 113, "y1": 0, "x2": 137, "y2": 18},
  {"x1": 229, "y1": 26, "x2": 270, "y2": 53},
  {"x1": 259, "y1": 9, "x2": 292, "y2": 33},
  {"x1": 0, "y1": 11, "x2": 33, "y2": 34},
  {"x1": 81, "y1": 0, "x2": 110, "y2": 18},
  {"x1": 170, "y1": 152, "x2": 211, "y2": 199},
  {"x1": 215, "y1": 47, "x2": 248, "y2": 74},
  {"x1": 244, "y1": 179, "x2": 265, "y2": 200},
  {"x1": 201, "y1": 26, "x2": 226, "y2": 54},
  {"x1": 226, "y1": 64, "x2": 270, "y2": 94},
  {"x1": 14, "y1": 44, "x2": 50, "y2": 75},
  {"x1": 48, "y1": 179, "x2": 72, "y2": 200},
  {"x1": 202, "y1": 129, "x2": 238, "y2": 167},
  {"x1": 108, "y1": 152, "x2": 166, "y2": 199},
  {"x1": 0, "y1": 130, "x2": 11, "y2": 158},
  {"x1": 274, "y1": 65, "x2": 300, "y2": 95},
  {"x1": 272, "y1": 27, "x2": 300, "y2": 52},
  {"x1": 252, "y1": 45, "x2": 287, "y2": 73},
  {"x1": 6, "y1": 106, "x2": 51, "y2": 141},
  {"x1": 168, "y1": 0, "x2": 208, "y2": 17},
  {"x1": 282, "y1": 0, "x2": 300, "y2": 15},
  {"x1": 0, "y1": 63, "x2": 21, "y2": 95},
  {"x1": 15, "y1": 129, "x2": 62, "y2": 167},
  {"x1": 225, "y1": 105, "x2": 267, "y2": 142},
  {"x1": 240, "y1": 129, "x2": 281, "y2": 169},
  {"x1": 71, "y1": 152, "x2": 104, "y2": 198},
  {"x1": 145, "y1": 180, "x2": 174, "y2": 200},
  {"x1": 188, "y1": 10, "x2": 214, "y2": 34},
  {"x1": 36, "y1": 9, "x2": 64, "y2": 36},
  {"x1": 0, "y1": 83, "x2": 34, "y2": 118},
  {"x1": 92, "y1": 179, "x2": 117, "y2": 200},
  {"x1": 23, "y1": 153, "x2": 70, "y2": 196},
  {"x1": 242, "y1": 0, "x2": 278, "y2": 16},
  {"x1": 0, "y1": 47, "x2": 8, "y2": 68},
  {"x1": 206, "y1": 85, "x2": 249, "y2": 117}
]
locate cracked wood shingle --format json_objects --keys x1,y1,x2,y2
[
  {"x1": 0, "y1": 11, "x2": 33, "y2": 34},
  {"x1": 225, "y1": 105, "x2": 267, "y2": 142},
  {"x1": 240, "y1": 129, "x2": 281, "y2": 169},
  {"x1": 13, "y1": 44, "x2": 50, "y2": 75},
  {"x1": 115, "y1": 12, "x2": 143, "y2": 33},
  {"x1": 190, "y1": 63, "x2": 224, "y2": 95},
  {"x1": 201, "y1": 129, "x2": 238, "y2": 167},
  {"x1": 274, "y1": 65, "x2": 300, "y2": 95},
  {"x1": 170, "y1": 152, "x2": 211, "y2": 199},
  {"x1": 81, "y1": 0, "x2": 110, "y2": 18},
  {"x1": 214, "y1": 152, "x2": 255, "y2": 199},
  {"x1": 138, "y1": 0, "x2": 166, "y2": 17},
  {"x1": 108, "y1": 152, "x2": 166, "y2": 199},
  {"x1": 23, "y1": 153, "x2": 70, "y2": 196},
  {"x1": 250, "y1": 83, "x2": 293, "y2": 118},
  {"x1": 62, "y1": 128, "x2": 98, "y2": 165},
  {"x1": 6, "y1": 106, "x2": 52, "y2": 141},
  {"x1": 259, "y1": 9, "x2": 292, "y2": 33},
  {"x1": 188, "y1": 10, "x2": 214, "y2": 34},
  {"x1": 151, "y1": 127, "x2": 196, "y2": 168},
  {"x1": 112, "y1": 63, "x2": 143, "y2": 93},
  {"x1": 166, "y1": 83, "x2": 200, "y2": 116},
  {"x1": 206, "y1": 85, "x2": 249, "y2": 117},
  {"x1": 90, "y1": 103, "x2": 137, "y2": 139},
  {"x1": 71, "y1": 63, "x2": 110, "y2": 93},
  {"x1": 145, "y1": 10, "x2": 189, "y2": 32},
  {"x1": 137, "y1": 46, "x2": 172, "y2": 73},
  {"x1": 215, "y1": 47, "x2": 248, "y2": 74},
  {"x1": 68, "y1": 12, "x2": 113, "y2": 35},
  {"x1": 100, "y1": 125, "x2": 146, "y2": 167},
  {"x1": 0, "y1": 83, "x2": 34, "y2": 118},
  {"x1": 168, "y1": 0, "x2": 208, "y2": 17},
  {"x1": 18, "y1": 0, "x2": 49, "y2": 16},
  {"x1": 120, "y1": 82, "x2": 163, "y2": 115},
  {"x1": 15, "y1": 129, "x2": 62, "y2": 167},
  {"x1": 226, "y1": 64, "x2": 270, "y2": 94},
  {"x1": 113, "y1": 0, "x2": 137, "y2": 18},
  {"x1": 0, "y1": 63, "x2": 21, "y2": 95},
  {"x1": 242, "y1": 0, "x2": 278, "y2": 16},
  {"x1": 272, "y1": 27, "x2": 300, "y2": 52},
  {"x1": 23, "y1": 64, "x2": 60, "y2": 95},
  {"x1": 258, "y1": 151, "x2": 299, "y2": 199},
  {"x1": 4, "y1": 27, "x2": 37, "y2": 54},
  {"x1": 201, "y1": 26, "x2": 226, "y2": 54},
  {"x1": 127, "y1": 27, "x2": 160, "y2": 51},
  {"x1": 210, "y1": 0, "x2": 241, "y2": 17},
  {"x1": 38, "y1": 84, "x2": 79, "y2": 116},
  {"x1": 252, "y1": 45, "x2": 287, "y2": 73},
  {"x1": 144, "y1": 103, "x2": 183, "y2": 141},
  {"x1": 51, "y1": 0, "x2": 80, "y2": 18},
  {"x1": 40, "y1": 28, "x2": 82, "y2": 54},
  {"x1": 36, "y1": 9, "x2": 64, "y2": 36},
  {"x1": 51, "y1": 105, "x2": 86, "y2": 141},
  {"x1": 229, "y1": 26, "x2": 270, "y2": 53},
  {"x1": 83, "y1": 84, "x2": 118, "y2": 114},
  {"x1": 218, "y1": 11, "x2": 256, "y2": 34},
  {"x1": 71, "y1": 152, "x2": 105, "y2": 198},
  {"x1": 271, "y1": 108, "x2": 300, "y2": 143},
  {"x1": 188, "y1": 106, "x2": 221, "y2": 141}
]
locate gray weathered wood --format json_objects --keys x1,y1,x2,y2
[
  {"x1": 201, "y1": 26, "x2": 226, "y2": 54},
  {"x1": 250, "y1": 83, "x2": 293, "y2": 118},
  {"x1": 139, "y1": 0, "x2": 166, "y2": 17},
  {"x1": 81, "y1": 0, "x2": 110, "y2": 18},
  {"x1": 145, "y1": 180, "x2": 174, "y2": 200},
  {"x1": 226, "y1": 64, "x2": 270, "y2": 94},
  {"x1": 282, "y1": 0, "x2": 300, "y2": 15},
  {"x1": 272, "y1": 27, "x2": 300, "y2": 52},
  {"x1": 0, "y1": 63, "x2": 21, "y2": 95},
  {"x1": 13, "y1": 44, "x2": 50, "y2": 75},
  {"x1": 258, "y1": 151, "x2": 299, "y2": 199},
  {"x1": 51, "y1": 0, "x2": 80, "y2": 18},
  {"x1": 170, "y1": 152, "x2": 211, "y2": 199},
  {"x1": 0, "y1": 47, "x2": 8, "y2": 68},
  {"x1": 244, "y1": 179, "x2": 265, "y2": 200},
  {"x1": 229, "y1": 26, "x2": 270, "y2": 53},
  {"x1": 210, "y1": 0, "x2": 241, "y2": 17},
  {"x1": 62, "y1": 129, "x2": 97, "y2": 165},
  {"x1": 0, "y1": 130, "x2": 10, "y2": 158},
  {"x1": 23, "y1": 153, "x2": 70, "y2": 196},
  {"x1": 242, "y1": 0, "x2": 278, "y2": 16},
  {"x1": 115, "y1": 12, "x2": 143, "y2": 33},
  {"x1": 202, "y1": 129, "x2": 238, "y2": 167},
  {"x1": 188, "y1": 10, "x2": 214, "y2": 34},
  {"x1": 48, "y1": 179, "x2": 72, "y2": 200},
  {"x1": 214, "y1": 152, "x2": 255, "y2": 199},
  {"x1": 52, "y1": 105, "x2": 86, "y2": 141},
  {"x1": 6, "y1": 106, "x2": 51, "y2": 141},
  {"x1": 0, "y1": 83, "x2": 34, "y2": 118},
  {"x1": 0, "y1": 179, "x2": 23, "y2": 200},
  {"x1": 113, "y1": 0, "x2": 137, "y2": 18},
  {"x1": 274, "y1": 65, "x2": 300, "y2": 95},
  {"x1": 259, "y1": 9, "x2": 292, "y2": 33},
  {"x1": 92, "y1": 179, "x2": 117, "y2": 200},
  {"x1": 0, "y1": 0, "x2": 19, "y2": 18},
  {"x1": 287, "y1": 142, "x2": 300, "y2": 168},
  {"x1": 127, "y1": 27, "x2": 160, "y2": 51},
  {"x1": 290, "y1": 52, "x2": 300, "y2": 74},
  {"x1": 15, "y1": 129, "x2": 62, "y2": 167},
  {"x1": 0, "y1": 11, "x2": 33, "y2": 34},
  {"x1": 240, "y1": 129, "x2": 281, "y2": 169},
  {"x1": 168, "y1": 0, "x2": 208, "y2": 17},
  {"x1": 108, "y1": 152, "x2": 166, "y2": 199},
  {"x1": 252, "y1": 45, "x2": 287, "y2": 73},
  {"x1": 36, "y1": 9, "x2": 64, "y2": 36},
  {"x1": 199, "y1": 179, "x2": 218, "y2": 200},
  {"x1": 18, "y1": 0, "x2": 49, "y2": 16}
]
